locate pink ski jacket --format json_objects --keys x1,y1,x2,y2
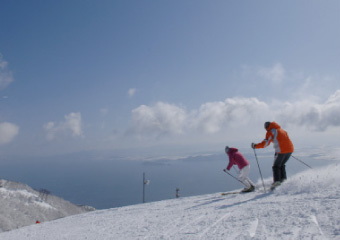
[{"x1": 226, "y1": 148, "x2": 249, "y2": 171}]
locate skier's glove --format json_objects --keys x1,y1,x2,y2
[{"x1": 251, "y1": 143, "x2": 256, "y2": 149}]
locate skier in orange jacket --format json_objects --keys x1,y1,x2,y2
[{"x1": 251, "y1": 121, "x2": 294, "y2": 188}]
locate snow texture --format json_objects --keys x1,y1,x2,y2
[
  {"x1": 1, "y1": 162, "x2": 339, "y2": 240},
  {"x1": 0, "y1": 179, "x2": 95, "y2": 233}
]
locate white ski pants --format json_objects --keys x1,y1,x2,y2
[{"x1": 238, "y1": 165, "x2": 254, "y2": 188}]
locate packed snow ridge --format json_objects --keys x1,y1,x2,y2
[
  {"x1": 1, "y1": 162, "x2": 339, "y2": 240},
  {"x1": 0, "y1": 179, "x2": 95, "y2": 233}
]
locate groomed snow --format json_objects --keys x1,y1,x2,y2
[{"x1": 1, "y1": 162, "x2": 339, "y2": 240}]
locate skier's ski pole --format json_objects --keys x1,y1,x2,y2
[
  {"x1": 291, "y1": 155, "x2": 313, "y2": 169},
  {"x1": 223, "y1": 169, "x2": 247, "y2": 187},
  {"x1": 253, "y1": 148, "x2": 266, "y2": 193}
]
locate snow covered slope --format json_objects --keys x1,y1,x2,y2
[
  {"x1": 1, "y1": 163, "x2": 339, "y2": 240},
  {"x1": 0, "y1": 179, "x2": 95, "y2": 233}
]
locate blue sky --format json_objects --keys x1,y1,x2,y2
[{"x1": 0, "y1": 0, "x2": 339, "y2": 158}]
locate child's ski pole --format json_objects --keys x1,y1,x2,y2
[{"x1": 223, "y1": 169, "x2": 247, "y2": 187}]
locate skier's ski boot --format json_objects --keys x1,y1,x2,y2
[
  {"x1": 249, "y1": 185, "x2": 255, "y2": 192},
  {"x1": 241, "y1": 185, "x2": 255, "y2": 193},
  {"x1": 270, "y1": 181, "x2": 281, "y2": 190}
]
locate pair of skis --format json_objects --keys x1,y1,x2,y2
[{"x1": 221, "y1": 183, "x2": 280, "y2": 196}]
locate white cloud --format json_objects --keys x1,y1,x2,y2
[
  {"x1": 65, "y1": 112, "x2": 82, "y2": 136},
  {"x1": 44, "y1": 112, "x2": 83, "y2": 140},
  {"x1": 258, "y1": 63, "x2": 285, "y2": 83},
  {"x1": 128, "y1": 88, "x2": 137, "y2": 98},
  {"x1": 129, "y1": 97, "x2": 269, "y2": 138},
  {"x1": 130, "y1": 102, "x2": 187, "y2": 138},
  {"x1": 278, "y1": 90, "x2": 340, "y2": 131},
  {"x1": 194, "y1": 97, "x2": 269, "y2": 134},
  {"x1": 0, "y1": 122, "x2": 19, "y2": 145},
  {"x1": 100, "y1": 108, "x2": 109, "y2": 116},
  {"x1": 0, "y1": 54, "x2": 14, "y2": 89},
  {"x1": 128, "y1": 90, "x2": 340, "y2": 140}
]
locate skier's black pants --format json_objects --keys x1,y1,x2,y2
[{"x1": 272, "y1": 153, "x2": 292, "y2": 182}]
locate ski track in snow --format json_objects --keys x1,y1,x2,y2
[
  {"x1": 0, "y1": 163, "x2": 340, "y2": 240},
  {"x1": 248, "y1": 218, "x2": 259, "y2": 237}
]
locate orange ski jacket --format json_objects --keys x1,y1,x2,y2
[{"x1": 255, "y1": 122, "x2": 294, "y2": 154}]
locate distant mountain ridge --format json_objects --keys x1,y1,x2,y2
[{"x1": 0, "y1": 179, "x2": 95, "y2": 232}]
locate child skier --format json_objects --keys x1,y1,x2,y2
[{"x1": 224, "y1": 146, "x2": 255, "y2": 192}]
